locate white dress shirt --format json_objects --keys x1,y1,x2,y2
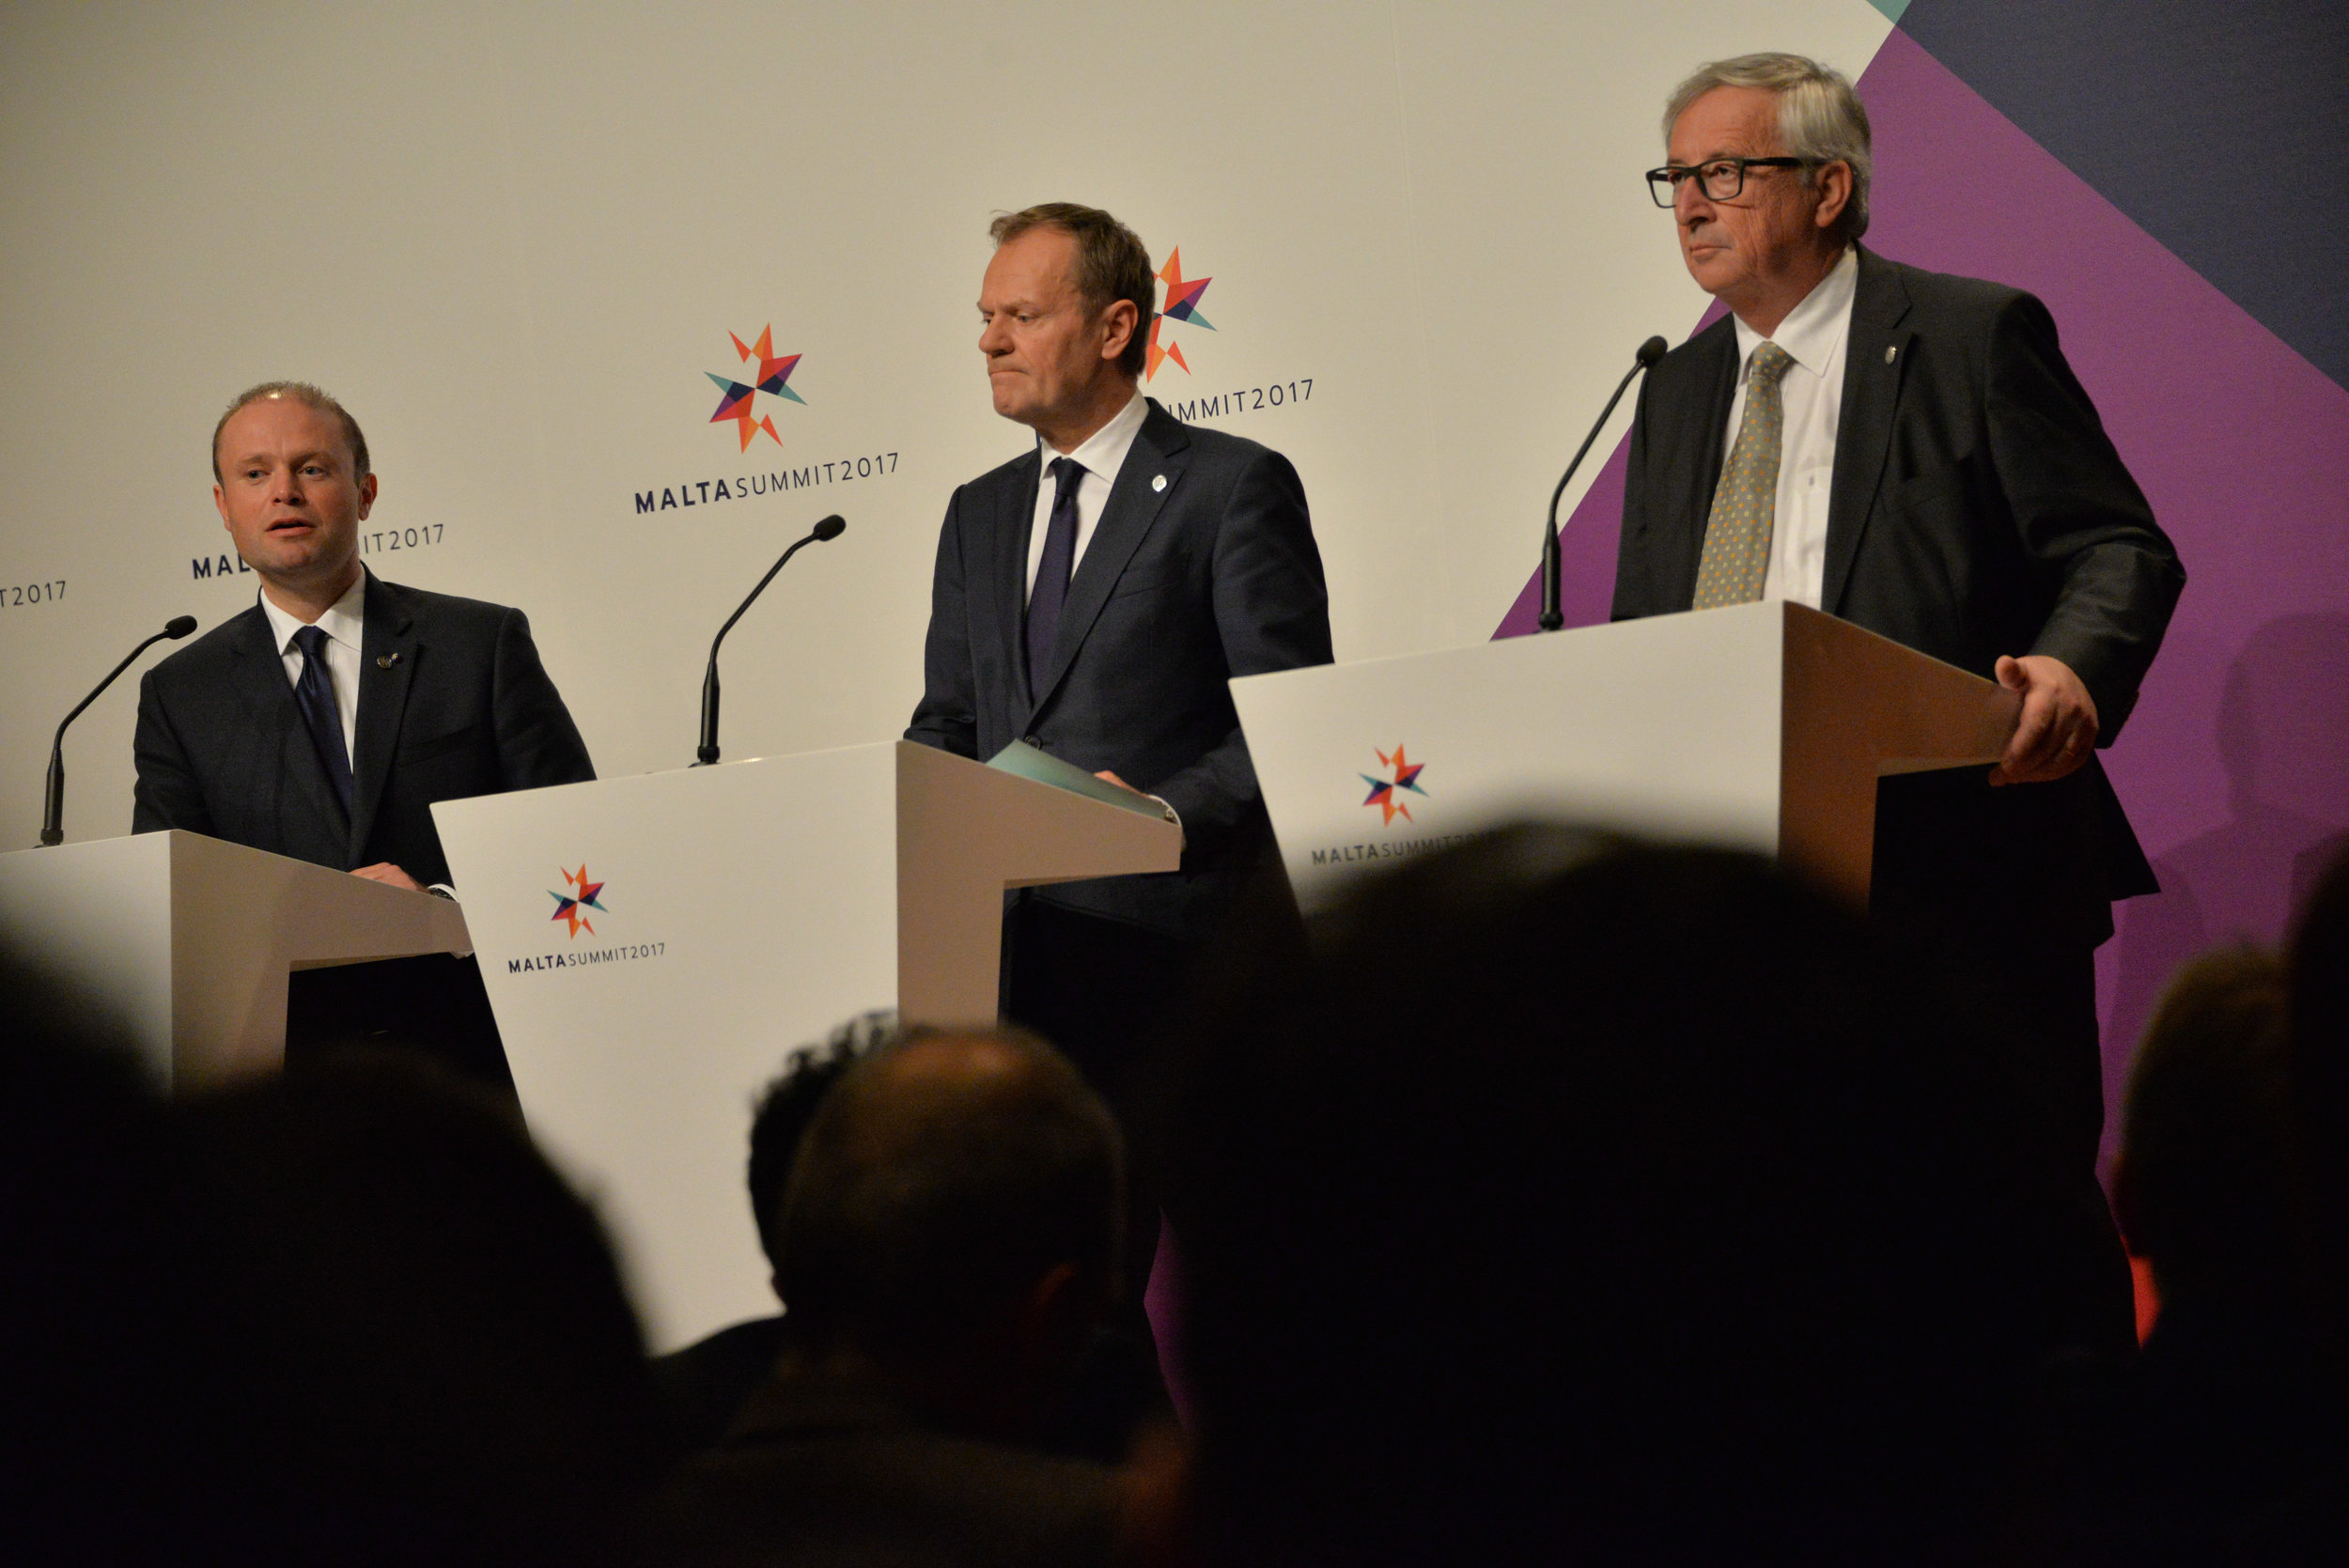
[
  {"x1": 1724, "y1": 245, "x2": 1858, "y2": 609},
  {"x1": 258, "y1": 573, "x2": 365, "y2": 766},
  {"x1": 1024, "y1": 389, "x2": 1150, "y2": 601}
]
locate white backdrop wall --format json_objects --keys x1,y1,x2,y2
[{"x1": 0, "y1": 0, "x2": 1898, "y2": 851}]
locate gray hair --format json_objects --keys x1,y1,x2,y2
[{"x1": 1663, "y1": 53, "x2": 1872, "y2": 241}]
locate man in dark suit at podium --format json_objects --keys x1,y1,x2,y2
[
  {"x1": 1613, "y1": 55, "x2": 2184, "y2": 1343},
  {"x1": 907, "y1": 204, "x2": 1332, "y2": 1098},
  {"x1": 134, "y1": 381, "x2": 594, "y2": 893}
]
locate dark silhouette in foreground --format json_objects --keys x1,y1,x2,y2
[
  {"x1": 1162, "y1": 828, "x2": 2079, "y2": 1566},
  {"x1": 640, "y1": 1026, "x2": 1128, "y2": 1568},
  {"x1": 649, "y1": 1012, "x2": 890, "y2": 1465},
  {"x1": 1, "y1": 955, "x2": 659, "y2": 1568}
]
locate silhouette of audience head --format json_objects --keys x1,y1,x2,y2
[
  {"x1": 745, "y1": 1009, "x2": 896, "y2": 1290},
  {"x1": 1164, "y1": 826, "x2": 2046, "y2": 1566},
  {"x1": 164, "y1": 1054, "x2": 659, "y2": 1566},
  {"x1": 775, "y1": 1025, "x2": 1123, "y2": 1441},
  {"x1": 2, "y1": 946, "x2": 659, "y2": 1568},
  {"x1": 2114, "y1": 947, "x2": 2306, "y2": 1312}
]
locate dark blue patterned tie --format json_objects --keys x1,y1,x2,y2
[
  {"x1": 290, "y1": 624, "x2": 354, "y2": 819},
  {"x1": 1026, "y1": 457, "x2": 1085, "y2": 701}
]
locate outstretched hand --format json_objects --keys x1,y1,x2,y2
[{"x1": 1989, "y1": 655, "x2": 2098, "y2": 786}]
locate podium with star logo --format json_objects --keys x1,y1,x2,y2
[
  {"x1": 0, "y1": 829, "x2": 474, "y2": 1091},
  {"x1": 1234, "y1": 600, "x2": 2022, "y2": 913},
  {"x1": 428, "y1": 740, "x2": 1178, "y2": 1350}
]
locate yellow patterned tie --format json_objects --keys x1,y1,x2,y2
[{"x1": 1692, "y1": 340, "x2": 1797, "y2": 609}]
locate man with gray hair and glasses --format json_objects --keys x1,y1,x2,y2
[{"x1": 1612, "y1": 54, "x2": 2185, "y2": 1355}]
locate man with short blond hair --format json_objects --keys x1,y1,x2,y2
[{"x1": 134, "y1": 381, "x2": 592, "y2": 892}]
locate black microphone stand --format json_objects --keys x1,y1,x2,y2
[
  {"x1": 1539, "y1": 337, "x2": 1669, "y2": 632},
  {"x1": 41, "y1": 615, "x2": 197, "y2": 846},
  {"x1": 697, "y1": 516, "x2": 846, "y2": 766}
]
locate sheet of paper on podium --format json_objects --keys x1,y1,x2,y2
[{"x1": 987, "y1": 738, "x2": 1171, "y2": 816}]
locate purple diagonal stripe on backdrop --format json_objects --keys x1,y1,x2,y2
[{"x1": 1495, "y1": 28, "x2": 2349, "y2": 1166}]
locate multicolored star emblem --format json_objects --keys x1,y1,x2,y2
[
  {"x1": 706, "y1": 325, "x2": 806, "y2": 451},
  {"x1": 549, "y1": 864, "x2": 607, "y2": 939},
  {"x1": 1360, "y1": 744, "x2": 1428, "y2": 826},
  {"x1": 1145, "y1": 247, "x2": 1215, "y2": 381}
]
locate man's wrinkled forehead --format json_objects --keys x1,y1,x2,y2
[{"x1": 1669, "y1": 87, "x2": 1783, "y2": 159}]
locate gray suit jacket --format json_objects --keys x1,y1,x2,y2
[
  {"x1": 907, "y1": 398, "x2": 1332, "y2": 941},
  {"x1": 1613, "y1": 247, "x2": 2186, "y2": 946},
  {"x1": 132, "y1": 571, "x2": 594, "y2": 889}
]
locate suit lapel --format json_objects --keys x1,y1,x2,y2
[
  {"x1": 1029, "y1": 401, "x2": 1190, "y2": 717},
  {"x1": 349, "y1": 572, "x2": 417, "y2": 863},
  {"x1": 226, "y1": 601, "x2": 350, "y2": 856},
  {"x1": 994, "y1": 449, "x2": 1043, "y2": 732},
  {"x1": 1822, "y1": 247, "x2": 1914, "y2": 615}
]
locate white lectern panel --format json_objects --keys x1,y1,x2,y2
[
  {"x1": 1235, "y1": 601, "x2": 1791, "y2": 910},
  {"x1": 433, "y1": 738, "x2": 1181, "y2": 1351},
  {"x1": 433, "y1": 742, "x2": 901, "y2": 1350},
  {"x1": 1236, "y1": 602, "x2": 2018, "y2": 912},
  {"x1": 0, "y1": 831, "x2": 472, "y2": 1088}
]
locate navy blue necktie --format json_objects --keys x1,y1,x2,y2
[
  {"x1": 1026, "y1": 457, "x2": 1085, "y2": 700},
  {"x1": 290, "y1": 624, "x2": 354, "y2": 820}
]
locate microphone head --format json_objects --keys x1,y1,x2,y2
[
  {"x1": 163, "y1": 615, "x2": 198, "y2": 639},
  {"x1": 812, "y1": 515, "x2": 847, "y2": 541},
  {"x1": 1636, "y1": 335, "x2": 1670, "y2": 367}
]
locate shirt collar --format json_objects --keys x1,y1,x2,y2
[
  {"x1": 1733, "y1": 245, "x2": 1857, "y2": 380},
  {"x1": 1042, "y1": 387, "x2": 1149, "y2": 483},
  {"x1": 259, "y1": 570, "x2": 366, "y2": 657}
]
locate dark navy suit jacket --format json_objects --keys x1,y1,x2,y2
[
  {"x1": 1613, "y1": 247, "x2": 2186, "y2": 948},
  {"x1": 132, "y1": 571, "x2": 594, "y2": 889},
  {"x1": 907, "y1": 397, "x2": 1332, "y2": 941}
]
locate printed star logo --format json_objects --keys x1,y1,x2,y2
[
  {"x1": 549, "y1": 864, "x2": 608, "y2": 939},
  {"x1": 1360, "y1": 744, "x2": 1428, "y2": 826},
  {"x1": 1145, "y1": 247, "x2": 1216, "y2": 381},
  {"x1": 706, "y1": 325, "x2": 806, "y2": 451}
]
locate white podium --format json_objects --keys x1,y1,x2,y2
[
  {"x1": 1233, "y1": 601, "x2": 2019, "y2": 911},
  {"x1": 0, "y1": 830, "x2": 474, "y2": 1089},
  {"x1": 432, "y1": 738, "x2": 1180, "y2": 1349}
]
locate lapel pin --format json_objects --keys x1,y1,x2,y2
[
  {"x1": 1886, "y1": 345, "x2": 1898, "y2": 364},
  {"x1": 376, "y1": 652, "x2": 400, "y2": 669},
  {"x1": 1152, "y1": 474, "x2": 1167, "y2": 492}
]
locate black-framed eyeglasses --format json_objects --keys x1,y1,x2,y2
[{"x1": 1645, "y1": 157, "x2": 1808, "y2": 206}]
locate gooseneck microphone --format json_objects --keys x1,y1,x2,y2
[
  {"x1": 1539, "y1": 334, "x2": 1670, "y2": 632},
  {"x1": 40, "y1": 614, "x2": 198, "y2": 846},
  {"x1": 695, "y1": 515, "x2": 847, "y2": 766}
]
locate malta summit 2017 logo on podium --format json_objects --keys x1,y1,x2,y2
[
  {"x1": 549, "y1": 864, "x2": 607, "y2": 939},
  {"x1": 1304, "y1": 745, "x2": 1466, "y2": 872},
  {"x1": 509, "y1": 862, "x2": 666, "y2": 974},
  {"x1": 1360, "y1": 744, "x2": 1428, "y2": 826}
]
